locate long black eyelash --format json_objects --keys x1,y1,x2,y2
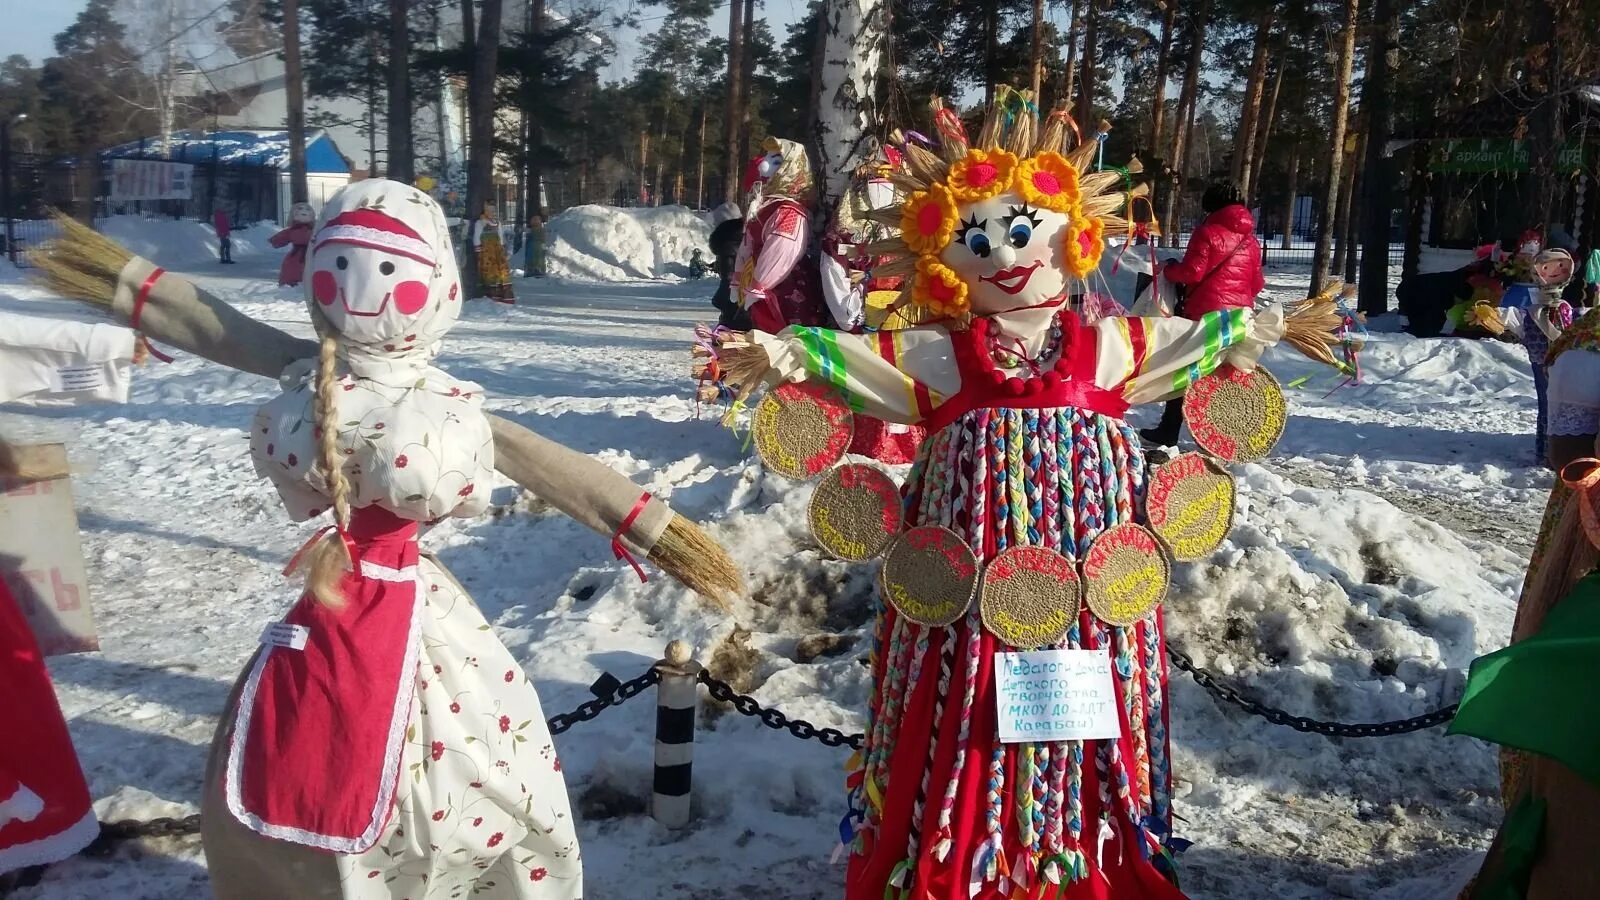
[
  {"x1": 954, "y1": 214, "x2": 988, "y2": 243},
  {"x1": 1004, "y1": 204, "x2": 1044, "y2": 228}
]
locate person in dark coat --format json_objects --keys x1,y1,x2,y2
[
  {"x1": 708, "y1": 218, "x2": 751, "y2": 330},
  {"x1": 1141, "y1": 180, "x2": 1265, "y2": 447}
]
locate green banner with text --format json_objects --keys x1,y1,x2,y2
[{"x1": 1432, "y1": 139, "x2": 1587, "y2": 174}]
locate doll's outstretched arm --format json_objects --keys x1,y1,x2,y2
[
  {"x1": 716, "y1": 325, "x2": 957, "y2": 424},
  {"x1": 1094, "y1": 307, "x2": 1287, "y2": 405}
]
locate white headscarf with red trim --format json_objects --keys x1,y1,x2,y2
[{"x1": 307, "y1": 179, "x2": 463, "y2": 379}]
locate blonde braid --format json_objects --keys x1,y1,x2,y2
[{"x1": 302, "y1": 325, "x2": 353, "y2": 608}]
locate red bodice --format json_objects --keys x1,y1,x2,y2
[{"x1": 921, "y1": 314, "x2": 1136, "y2": 434}]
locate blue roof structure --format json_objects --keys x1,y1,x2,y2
[{"x1": 100, "y1": 129, "x2": 348, "y2": 174}]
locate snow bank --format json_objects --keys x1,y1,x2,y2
[
  {"x1": 546, "y1": 205, "x2": 710, "y2": 282},
  {"x1": 97, "y1": 215, "x2": 280, "y2": 268}
]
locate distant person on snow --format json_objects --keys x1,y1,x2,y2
[
  {"x1": 471, "y1": 203, "x2": 515, "y2": 302},
  {"x1": 707, "y1": 218, "x2": 750, "y2": 331},
  {"x1": 268, "y1": 202, "x2": 315, "y2": 287},
  {"x1": 213, "y1": 206, "x2": 234, "y2": 264},
  {"x1": 1141, "y1": 179, "x2": 1265, "y2": 447},
  {"x1": 523, "y1": 214, "x2": 547, "y2": 278}
]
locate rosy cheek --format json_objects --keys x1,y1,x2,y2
[
  {"x1": 393, "y1": 280, "x2": 429, "y2": 315},
  {"x1": 312, "y1": 270, "x2": 338, "y2": 305}
]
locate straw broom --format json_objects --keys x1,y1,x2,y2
[
  {"x1": 1280, "y1": 281, "x2": 1358, "y2": 375},
  {"x1": 29, "y1": 214, "x2": 743, "y2": 607}
]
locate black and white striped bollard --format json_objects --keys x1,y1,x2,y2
[{"x1": 651, "y1": 639, "x2": 700, "y2": 828}]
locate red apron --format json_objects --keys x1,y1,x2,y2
[{"x1": 224, "y1": 506, "x2": 423, "y2": 853}]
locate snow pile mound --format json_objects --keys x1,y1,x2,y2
[
  {"x1": 97, "y1": 215, "x2": 279, "y2": 268},
  {"x1": 547, "y1": 205, "x2": 710, "y2": 282}
]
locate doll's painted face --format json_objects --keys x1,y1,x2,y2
[
  {"x1": 1536, "y1": 251, "x2": 1575, "y2": 287},
  {"x1": 289, "y1": 202, "x2": 315, "y2": 225},
  {"x1": 310, "y1": 243, "x2": 437, "y2": 343},
  {"x1": 940, "y1": 193, "x2": 1069, "y2": 314}
]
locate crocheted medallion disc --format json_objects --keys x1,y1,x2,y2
[
  {"x1": 808, "y1": 464, "x2": 903, "y2": 561},
  {"x1": 1182, "y1": 364, "x2": 1286, "y2": 463},
  {"x1": 753, "y1": 381, "x2": 855, "y2": 479},
  {"x1": 880, "y1": 525, "x2": 978, "y2": 627},
  {"x1": 1083, "y1": 523, "x2": 1170, "y2": 627},
  {"x1": 1146, "y1": 452, "x2": 1236, "y2": 562},
  {"x1": 979, "y1": 545, "x2": 1082, "y2": 648}
]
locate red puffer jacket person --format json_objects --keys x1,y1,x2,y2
[
  {"x1": 1141, "y1": 181, "x2": 1265, "y2": 447},
  {"x1": 1162, "y1": 188, "x2": 1264, "y2": 316}
]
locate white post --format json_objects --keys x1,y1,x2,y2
[{"x1": 651, "y1": 639, "x2": 701, "y2": 828}]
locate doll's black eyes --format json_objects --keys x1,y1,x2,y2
[
  {"x1": 380, "y1": 262, "x2": 395, "y2": 275},
  {"x1": 336, "y1": 256, "x2": 348, "y2": 270}
]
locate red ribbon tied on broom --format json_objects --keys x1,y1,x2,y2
[{"x1": 612, "y1": 492, "x2": 652, "y2": 584}]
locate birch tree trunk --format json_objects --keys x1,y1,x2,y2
[
  {"x1": 1310, "y1": 0, "x2": 1359, "y2": 296},
  {"x1": 1231, "y1": 9, "x2": 1274, "y2": 186},
  {"x1": 283, "y1": 0, "x2": 308, "y2": 203},
  {"x1": 1149, "y1": 0, "x2": 1176, "y2": 150},
  {"x1": 387, "y1": 0, "x2": 413, "y2": 182},
  {"x1": 722, "y1": 0, "x2": 746, "y2": 204},
  {"x1": 814, "y1": 0, "x2": 886, "y2": 219}
]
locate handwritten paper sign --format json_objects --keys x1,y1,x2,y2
[
  {"x1": 0, "y1": 444, "x2": 100, "y2": 655},
  {"x1": 995, "y1": 649, "x2": 1119, "y2": 743},
  {"x1": 753, "y1": 382, "x2": 854, "y2": 480}
]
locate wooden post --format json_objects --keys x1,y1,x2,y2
[{"x1": 652, "y1": 640, "x2": 701, "y2": 828}]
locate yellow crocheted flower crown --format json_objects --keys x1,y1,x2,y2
[{"x1": 868, "y1": 91, "x2": 1145, "y2": 322}]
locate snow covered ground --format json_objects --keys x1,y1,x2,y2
[{"x1": 0, "y1": 216, "x2": 1543, "y2": 899}]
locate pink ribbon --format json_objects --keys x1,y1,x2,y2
[{"x1": 131, "y1": 267, "x2": 176, "y2": 363}]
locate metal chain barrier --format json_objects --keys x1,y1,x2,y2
[
  {"x1": 698, "y1": 670, "x2": 865, "y2": 750},
  {"x1": 546, "y1": 668, "x2": 661, "y2": 735},
  {"x1": 1166, "y1": 645, "x2": 1459, "y2": 738}
]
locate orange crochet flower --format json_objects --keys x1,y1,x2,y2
[
  {"x1": 946, "y1": 149, "x2": 1019, "y2": 204},
  {"x1": 1063, "y1": 216, "x2": 1105, "y2": 280},
  {"x1": 911, "y1": 256, "x2": 970, "y2": 316},
  {"x1": 900, "y1": 184, "x2": 959, "y2": 256},
  {"x1": 1016, "y1": 152, "x2": 1082, "y2": 213}
]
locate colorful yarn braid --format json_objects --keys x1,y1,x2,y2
[
  {"x1": 1115, "y1": 624, "x2": 1152, "y2": 817},
  {"x1": 1055, "y1": 410, "x2": 1078, "y2": 557},
  {"x1": 1040, "y1": 410, "x2": 1061, "y2": 555},
  {"x1": 867, "y1": 617, "x2": 913, "y2": 802},
  {"x1": 1142, "y1": 615, "x2": 1172, "y2": 832},
  {"x1": 1014, "y1": 743, "x2": 1037, "y2": 890},
  {"x1": 1005, "y1": 409, "x2": 1029, "y2": 546},
  {"x1": 1022, "y1": 409, "x2": 1044, "y2": 546},
  {"x1": 933, "y1": 415, "x2": 987, "y2": 863}
]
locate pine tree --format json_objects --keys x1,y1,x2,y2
[{"x1": 1309, "y1": 0, "x2": 1357, "y2": 295}]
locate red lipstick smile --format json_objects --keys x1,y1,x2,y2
[{"x1": 980, "y1": 262, "x2": 1041, "y2": 295}]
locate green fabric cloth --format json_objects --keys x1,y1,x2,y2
[
  {"x1": 1449, "y1": 571, "x2": 1600, "y2": 786},
  {"x1": 1586, "y1": 249, "x2": 1600, "y2": 287},
  {"x1": 1469, "y1": 794, "x2": 1547, "y2": 900}
]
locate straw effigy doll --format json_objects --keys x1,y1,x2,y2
[
  {"x1": 714, "y1": 98, "x2": 1341, "y2": 900},
  {"x1": 29, "y1": 180, "x2": 741, "y2": 898}
]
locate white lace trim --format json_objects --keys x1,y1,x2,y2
[
  {"x1": 315, "y1": 224, "x2": 435, "y2": 267},
  {"x1": 0, "y1": 808, "x2": 98, "y2": 872},
  {"x1": 1549, "y1": 402, "x2": 1600, "y2": 437},
  {"x1": 223, "y1": 568, "x2": 423, "y2": 854}
]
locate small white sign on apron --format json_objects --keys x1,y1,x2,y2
[
  {"x1": 0, "y1": 443, "x2": 100, "y2": 655},
  {"x1": 995, "y1": 649, "x2": 1119, "y2": 743}
]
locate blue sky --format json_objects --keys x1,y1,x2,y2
[{"x1": 0, "y1": 0, "x2": 87, "y2": 64}]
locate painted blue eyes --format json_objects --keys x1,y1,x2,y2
[
  {"x1": 966, "y1": 230, "x2": 992, "y2": 257},
  {"x1": 1009, "y1": 220, "x2": 1033, "y2": 248}
]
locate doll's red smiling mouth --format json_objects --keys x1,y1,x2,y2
[
  {"x1": 980, "y1": 263, "x2": 1041, "y2": 294},
  {"x1": 340, "y1": 288, "x2": 391, "y2": 317}
]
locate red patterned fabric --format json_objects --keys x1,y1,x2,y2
[{"x1": 0, "y1": 574, "x2": 95, "y2": 873}]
